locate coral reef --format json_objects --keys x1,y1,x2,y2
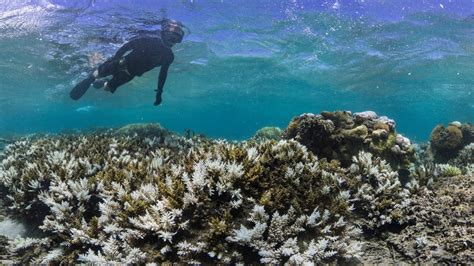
[
  {"x1": 0, "y1": 133, "x2": 372, "y2": 263},
  {"x1": 436, "y1": 164, "x2": 462, "y2": 177},
  {"x1": 114, "y1": 123, "x2": 172, "y2": 138},
  {"x1": 0, "y1": 136, "x2": 22, "y2": 151},
  {"x1": 341, "y1": 152, "x2": 412, "y2": 230},
  {"x1": 252, "y1": 126, "x2": 282, "y2": 142},
  {"x1": 384, "y1": 174, "x2": 473, "y2": 263},
  {"x1": 283, "y1": 111, "x2": 415, "y2": 170},
  {"x1": 449, "y1": 142, "x2": 474, "y2": 171},
  {"x1": 0, "y1": 114, "x2": 471, "y2": 264},
  {"x1": 429, "y1": 122, "x2": 474, "y2": 163},
  {"x1": 414, "y1": 122, "x2": 473, "y2": 182}
]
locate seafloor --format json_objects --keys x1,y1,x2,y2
[{"x1": 0, "y1": 110, "x2": 472, "y2": 264}]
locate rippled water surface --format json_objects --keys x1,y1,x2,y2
[{"x1": 0, "y1": 0, "x2": 473, "y2": 141}]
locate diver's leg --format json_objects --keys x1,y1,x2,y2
[
  {"x1": 70, "y1": 58, "x2": 120, "y2": 100},
  {"x1": 93, "y1": 78, "x2": 110, "y2": 89},
  {"x1": 103, "y1": 72, "x2": 134, "y2": 93},
  {"x1": 70, "y1": 76, "x2": 95, "y2": 100},
  {"x1": 95, "y1": 58, "x2": 120, "y2": 78},
  {"x1": 92, "y1": 58, "x2": 123, "y2": 88}
]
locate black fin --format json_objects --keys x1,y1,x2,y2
[{"x1": 70, "y1": 76, "x2": 95, "y2": 100}]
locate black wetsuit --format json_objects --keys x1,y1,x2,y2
[{"x1": 97, "y1": 35, "x2": 174, "y2": 98}]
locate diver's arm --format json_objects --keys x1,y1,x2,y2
[
  {"x1": 154, "y1": 53, "x2": 174, "y2": 106},
  {"x1": 154, "y1": 63, "x2": 170, "y2": 105}
]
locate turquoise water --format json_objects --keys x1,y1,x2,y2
[{"x1": 0, "y1": 1, "x2": 473, "y2": 141}]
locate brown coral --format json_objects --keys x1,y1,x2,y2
[
  {"x1": 283, "y1": 111, "x2": 415, "y2": 170},
  {"x1": 431, "y1": 125, "x2": 463, "y2": 151},
  {"x1": 429, "y1": 122, "x2": 473, "y2": 163}
]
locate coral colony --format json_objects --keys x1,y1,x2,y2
[{"x1": 0, "y1": 111, "x2": 472, "y2": 264}]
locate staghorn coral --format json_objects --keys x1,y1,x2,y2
[
  {"x1": 449, "y1": 143, "x2": 474, "y2": 170},
  {"x1": 436, "y1": 164, "x2": 462, "y2": 177},
  {"x1": 413, "y1": 162, "x2": 437, "y2": 188},
  {"x1": 414, "y1": 138, "x2": 472, "y2": 187},
  {"x1": 227, "y1": 205, "x2": 362, "y2": 264}
]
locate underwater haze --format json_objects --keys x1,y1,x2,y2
[{"x1": 0, "y1": 0, "x2": 473, "y2": 141}]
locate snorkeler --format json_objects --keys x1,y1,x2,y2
[{"x1": 69, "y1": 19, "x2": 185, "y2": 106}]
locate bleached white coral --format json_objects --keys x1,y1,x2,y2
[
  {"x1": 128, "y1": 199, "x2": 184, "y2": 244},
  {"x1": 227, "y1": 205, "x2": 361, "y2": 264},
  {"x1": 36, "y1": 248, "x2": 64, "y2": 264},
  {"x1": 246, "y1": 147, "x2": 259, "y2": 161},
  {"x1": 9, "y1": 237, "x2": 46, "y2": 253},
  {"x1": 77, "y1": 249, "x2": 108, "y2": 263},
  {"x1": 191, "y1": 161, "x2": 209, "y2": 190},
  {"x1": 1, "y1": 134, "x2": 369, "y2": 264},
  {"x1": 346, "y1": 151, "x2": 411, "y2": 228},
  {"x1": 47, "y1": 150, "x2": 67, "y2": 166}
]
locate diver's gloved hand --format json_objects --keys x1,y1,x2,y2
[{"x1": 154, "y1": 94, "x2": 162, "y2": 106}]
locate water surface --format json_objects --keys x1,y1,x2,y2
[{"x1": 0, "y1": 0, "x2": 472, "y2": 141}]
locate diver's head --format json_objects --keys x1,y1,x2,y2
[{"x1": 161, "y1": 19, "x2": 184, "y2": 47}]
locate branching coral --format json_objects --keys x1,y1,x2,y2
[
  {"x1": 0, "y1": 122, "x2": 467, "y2": 264},
  {"x1": 449, "y1": 143, "x2": 474, "y2": 172},
  {"x1": 0, "y1": 132, "x2": 366, "y2": 264},
  {"x1": 435, "y1": 164, "x2": 462, "y2": 177},
  {"x1": 342, "y1": 151, "x2": 412, "y2": 230},
  {"x1": 227, "y1": 205, "x2": 362, "y2": 264}
]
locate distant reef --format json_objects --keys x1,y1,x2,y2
[{"x1": 0, "y1": 111, "x2": 472, "y2": 264}]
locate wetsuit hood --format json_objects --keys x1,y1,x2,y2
[{"x1": 161, "y1": 19, "x2": 184, "y2": 46}]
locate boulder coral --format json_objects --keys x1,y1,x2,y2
[
  {"x1": 252, "y1": 126, "x2": 283, "y2": 142},
  {"x1": 430, "y1": 122, "x2": 474, "y2": 163},
  {"x1": 283, "y1": 111, "x2": 415, "y2": 170},
  {"x1": 114, "y1": 123, "x2": 172, "y2": 138}
]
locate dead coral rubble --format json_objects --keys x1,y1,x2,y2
[
  {"x1": 283, "y1": 111, "x2": 415, "y2": 170},
  {"x1": 386, "y1": 174, "x2": 473, "y2": 263}
]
